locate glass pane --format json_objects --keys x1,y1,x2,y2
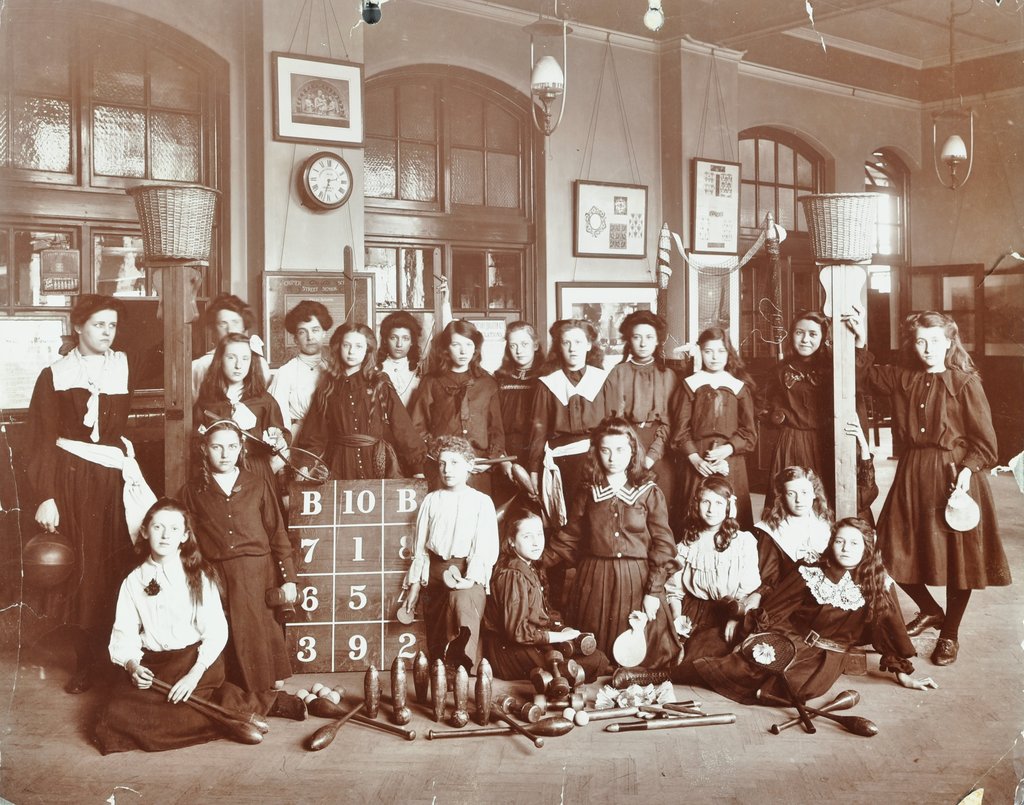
[
  {"x1": 876, "y1": 193, "x2": 897, "y2": 225},
  {"x1": 365, "y1": 138, "x2": 397, "y2": 199},
  {"x1": 983, "y1": 274, "x2": 1024, "y2": 355},
  {"x1": 398, "y1": 247, "x2": 430, "y2": 309},
  {"x1": 778, "y1": 145, "x2": 794, "y2": 185},
  {"x1": 757, "y1": 185, "x2": 775, "y2": 227},
  {"x1": 151, "y1": 112, "x2": 200, "y2": 181},
  {"x1": 399, "y1": 142, "x2": 437, "y2": 202},
  {"x1": 740, "y1": 182, "x2": 756, "y2": 229},
  {"x1": 797, "y1": 199, "x2": 807, "y2": 232},
  {"x1": 365, "y1": 87, "x2": 396, "y2": 137},
  {"x1": 13, "y1": 22, "x2": 70, "y2": 95},
  {"x1": 452, "y1": 148, "x2": 484, "y2": 205},
  {"x1": 796, "y1": 154, "x2": 813, "y2": 186},
  {"x1": 450, "y1": 93, "x2": 484, "y2": 148},
  {"x1": 399, "y1": 83, "x2": 436, "y2": 141},
  {"x1": 942, "y1": 276, "x2": 974, "y2": 311},
  {"x1": 910, "y1": 275, "x2": 940, "y2": 310},
  {"x1": 365, "y1": 247, "x2": 397, "y2": 308},
  {"x1": 487, "y1": 252, "x2": 521, "y2": 310},
  {"x1": 15, "y1": 230, "x2": 76, "y2": 308},
  {"x1": 93, "y1": 105, "x2": 146, "y2": 177},
  {"x1": 777, "y1": 186, "x2": 795, "y2": 230},
  {"x1": 0, "y1": 230, "x2": 8, "y2": 305},
  {"x1": 877, "y1": 223, "x2": 899, "y2": 255},
  {"x1": 150, "y1": 51, "x2": 200, "y2": 111},
  {"x1": 739, "y1": 138, "x2": 754, "y2": 181},
  {"x1": 485, "y1": 103, "x2": 518, "y2": 152},
  {"x1": 757, "y1": 139, "x2": 775, "y2": 182},
  {"x1": 955, "y1": 311, "x2": 976, "y2": 351},
  {"x1": 451, "y1": 251, "x2": 486, "y2": 311},
  {"x1": 868, "y1": 267, "x2": 891, "y2": 294},
  {"x1": 95, "y1": 233, "x2": 149, "y2": 297},
  {"x1": 486, "y1": 152, "x2": 519, "y2": 208},
  {"x1": 12, "y1": 96, "x2": 71, "y2": 172},
  {"x1": 92, "y1": 38, "x2": 146, "y2": 105}
]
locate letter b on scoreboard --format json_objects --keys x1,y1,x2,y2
[{"x1": 286, "y1": 479, "x2": 428, "y2": 673}]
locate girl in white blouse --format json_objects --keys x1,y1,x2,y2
[
  {"x1": 651, "y1": 475, "x2": 760, "y2": 668},
  {"x1": 95, "y1": 499, "x2": 305, "y2": 754}
]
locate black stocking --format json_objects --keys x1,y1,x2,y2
[
  {"x1": 897, "y1": 583, "x2": 943, "y2": 617},
  {"x1": 939, "y1": 589, "x2": 972, "y2": 641}
]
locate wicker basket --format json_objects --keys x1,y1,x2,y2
[
  {"x1": 126, "y1": 184, "x2": 221, "y2": 264},
  {"x1": 798, "y1": 193, "x2": 878, "y2": 263}
]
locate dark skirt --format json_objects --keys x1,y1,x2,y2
[
  {"x1": 423, "y1": 554, "x2": 487, "y2": 672},
  {"x1": 484, "y1": 635, "x2": 610, "y2": 682},
  {"x1": 878, "y1": 445, "x2": 1010, "y2": 589},
  {"x1": 646, "y1": 595, "x2": 739, "y2": 671},
  {"x1": 676, "y1": 437, "x2": 753, "y2": 532},
  {"x1": 51, "y1": 453, "x2": 134, "y2": 638},
  {"x1": 569, "y1": 556, "x2": 652, "y2": 659},
  {"x1": 763, "y1": 426, "x2": 830, "y2": 516},
  {"x1": 215, "y1": 554, "x2": 292, "y2": 691},
  {"x1": 94, "y1": 643, "x2": 275, "y2": 754}
]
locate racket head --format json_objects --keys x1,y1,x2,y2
[
  {"x1": 740, "y1": 631, "x2": 797, "y2": 673},
  {"x1": 279, "y1": 446, "x2": 330, "y2": 484}
]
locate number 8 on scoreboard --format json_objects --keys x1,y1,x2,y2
[{"x1": 286, "y1": 479, "x2": 428, "y2": 673}]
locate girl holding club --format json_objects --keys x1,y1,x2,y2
[
  {"x1": 846, "y1": 307, "x2": 1010, "y2": 666},
  {"x1": 296, "y1": 323, "x2": 425, "y2": 480},
  {"x1": 96, "y1": 498, "x2": 306, "y2": 754},
  {"x1": 182, "y1": 420, "x2": 296, "y2": 692},
  {"x1": 671, "y1": 326, "x2": 756, "y2": 530},
  {"x1": 541, "y1": 417, "x2": 676, "y2": 658}
]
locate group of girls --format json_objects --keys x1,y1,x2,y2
[{"x1": 25, "y1": 289, "x2": 1007, "y2": 753}]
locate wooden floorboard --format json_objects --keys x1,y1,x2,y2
[{"x1": 2, "y1": 437, "x2": 1023, "y2": 804}]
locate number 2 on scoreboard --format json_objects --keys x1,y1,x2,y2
[{"x1": 398, "y1": 632, "x2": 416, "y2": 659}]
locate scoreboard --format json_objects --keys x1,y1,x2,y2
[{"x1": 285, "y1": 479, "x2": 429, "y2": 673}]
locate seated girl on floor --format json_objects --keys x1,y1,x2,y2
[
  {"x1": 95, "y1": 499, "x2": 306, "y2": 754},
  {"x1": 483, "y1": 508, "x2": 611, "y2": 682}
]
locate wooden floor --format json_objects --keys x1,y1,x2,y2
[{"x1": 2, "y1": 434, "x2": 1023, "y2": 805}]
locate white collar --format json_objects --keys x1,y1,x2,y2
[
  {"x1": 798, "y1": 566, "x2": 865, "y2": 611},
  {"x1": 540, "y1": 365, "x2": 609, "y2": 405},
  {"x1": 592, "y1": 480, "x2": 655, "y2": 504},
  {"x1": 684, "y1": 370, "x2": 744, "y2": 395}
]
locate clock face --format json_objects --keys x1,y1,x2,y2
[{"x1": 302, "y1": 151, "x2": 353, "y2": 210}]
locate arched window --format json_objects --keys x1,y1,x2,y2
[
  {"x1": 738, "y1": 128, "x2": 823, "y2": 234},
  {"x1": 864, "y1": 149, "x2": 910, "y2": 294},
  {"x1": 363, "y1": 68, "x2": 536, "y2": 364}
]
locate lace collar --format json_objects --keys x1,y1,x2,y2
[
  {"x1": 798, "y1": 565, "x2": 865, "y2": 611},
  {"x1": 592, "y1": 480, "x2": 655, "y2": 505}
]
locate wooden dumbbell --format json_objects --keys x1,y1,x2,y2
[
  {"x1": 561, "y1": 659, "x2": 585, "y2": 689},
  {"x1": 413, "y1": 651, "x2": 430, "y2": 705},
  {"x1": 543, "y1": 650, "x2": 570, "y2": 701},
  {"x1": 562, "y1": 632, "x2": 597, "y2": 659},
  {"x1": 546, "y1": 692, "x2": 585, "y2": 713}
]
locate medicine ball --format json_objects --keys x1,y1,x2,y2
[{"x1": 22, "y1": 531, "x2": 75, "y2": 590}]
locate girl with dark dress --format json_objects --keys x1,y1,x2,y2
[
  {"x1": 182, "y1": 421, "x2": 296, "y2": 692},
  {"x1": 96, "y1": 499, "x2": 306, "y2": 754},
  {"x1": 673, "y1": 518, "x2": 937, "y2": 700},
  {"x1": 493, "y1": 321, "x2": 546, "y2": 507},
  {"x1": 484, "y1": 509, "x2": 611, "y2": 682},
  {"x1": 541, "y1": 418, "x2": 676, "y2": 658},
  {"x1": 411, "y1": 319, "x2": 508, "y2": 495},
  {"x1": 760, "y1": 311, "x2": 833, "y2": 514},
  {"x1": 27, "y1": 294, "x2": 137, "y2": 693},
  {"x1": 296, "y1": 324, "x2": 425, "y2": 480},
  {"x1": 602, "y1": 311, "x2": 680, "y2": 514},
  {"x1": 671, "y1": 327, "x2": 757, "y2": 530},
  {"x1": 194, "y1": 332, "x2": 289, "y2": 498},
  {"x1": 847, "y1": 308, "x2": 1011, "y2": 666}
]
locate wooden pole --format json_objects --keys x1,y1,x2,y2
[
  {"x1": 158, "y1": 262, "x2": 196, "y2": 495},
  {"x1": 819, "y1": 263, "x2": 867, "y2": 519}
]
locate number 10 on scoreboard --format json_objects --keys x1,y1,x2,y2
[{"x1": 285, "y1": 479, "x2": 429, "y2": 673}]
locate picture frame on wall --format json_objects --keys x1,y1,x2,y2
[
  {"x1": 272, "y1": 52, "x2": 364, "y2": 146},
  {"x1": 263, "y1": 271, "x2": 375, "y2": 368},
  {"x1": 573, "y1": 180, "x2": 648, "y2": 258},
  {"x1": 556, "y1": 281, "x2": 658, "y2": 368},
  {"x1": 0, "y1": 314, "x2": 68, "y2": 409},
  {"x1": 691, "y1": 157, "x2": 741, "y2": 255}
]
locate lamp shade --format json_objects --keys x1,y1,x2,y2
[
  {"x1": 531, "y1": 55, "x2": 564, "y2": 95},
  {"x1": 941, "y1": 134, "x2": 968, "y2": 164},
  {"x1": 644, "y1": 4, "x2": 665, "y2": 32}
]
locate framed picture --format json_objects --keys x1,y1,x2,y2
[
  {"x1": 573, "y1": 181, "x2": 648, "y2": 258},
  {"x1": 263, "y1": 271, "x2": 375, "y2": 368},
  {"x1": 691, "y1": 158, "x2": 741, "y2": 255},
  {"x1": 556, "y1": 282, "x2": 658, "y2": 368},
  {"x1": 272, "y1": 52, "x2": 364, "y2": 146},
  {"x1": 0, "y1": 314, "x2": 68, "y2": 409}
]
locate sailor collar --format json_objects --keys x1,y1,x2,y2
[
  {"x1": 540, "y1": 365, "x2": 609, "y2": 405},
  {"x1": 592, "y1": 480, "x2": 656, "y2": 504},
  {"x1": 684, "y1": 370, "x2": 744, "y2": 395}
]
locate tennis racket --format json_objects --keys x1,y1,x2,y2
[
  {"x1": 740, "y1": 631, "x2": 816, "y2": 734},
  {"x1": 201, "y1": 410, "x2": 330, "y2": 484}
]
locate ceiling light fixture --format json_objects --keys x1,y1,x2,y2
[
  {"x1": 644, "y1": 0, "x2": 665, "y2": 33},
  {"x1": 932, "y1": 0, "x2": 974, "y2": 190},
  {"x1": 525, "y1": 1, "x2": 570, "y2": 138}
]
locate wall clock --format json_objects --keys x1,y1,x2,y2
[{"x1": 299, "y1": 151, "x2": 353, "y2": 210}]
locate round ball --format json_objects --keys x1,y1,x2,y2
[
  {"x1": 562, "y1": 707, "x2": 576, "y2": 721},
  {"x1": 332, "y1": 685, "x2": 346, "y2": 698},
  {"x1": 296, "y1": 688, "x2": 309, "y2": 699},
  {"x1": 574, "y1": 710, "x2": 590, "y2": 727},
  {"x1": 311, "y1": 682, "x2": 324, "y2": 694},
  {"x1": 327, "y1": 690, "x2": 342, "y2": 704},
  {"x1": 303, "y1": 693, "x2": 318, "y2": 704},
  {"x1": 22, "y1": 532, "x2": 75, "y2": 590}
]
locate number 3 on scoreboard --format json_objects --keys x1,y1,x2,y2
[{"x1": 297, "y1": 636, "x2": 317, "y2": 662}]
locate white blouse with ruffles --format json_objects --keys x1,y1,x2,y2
[{"x1": 665, "y1": 529, "x2": 761, "y2": 603}]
